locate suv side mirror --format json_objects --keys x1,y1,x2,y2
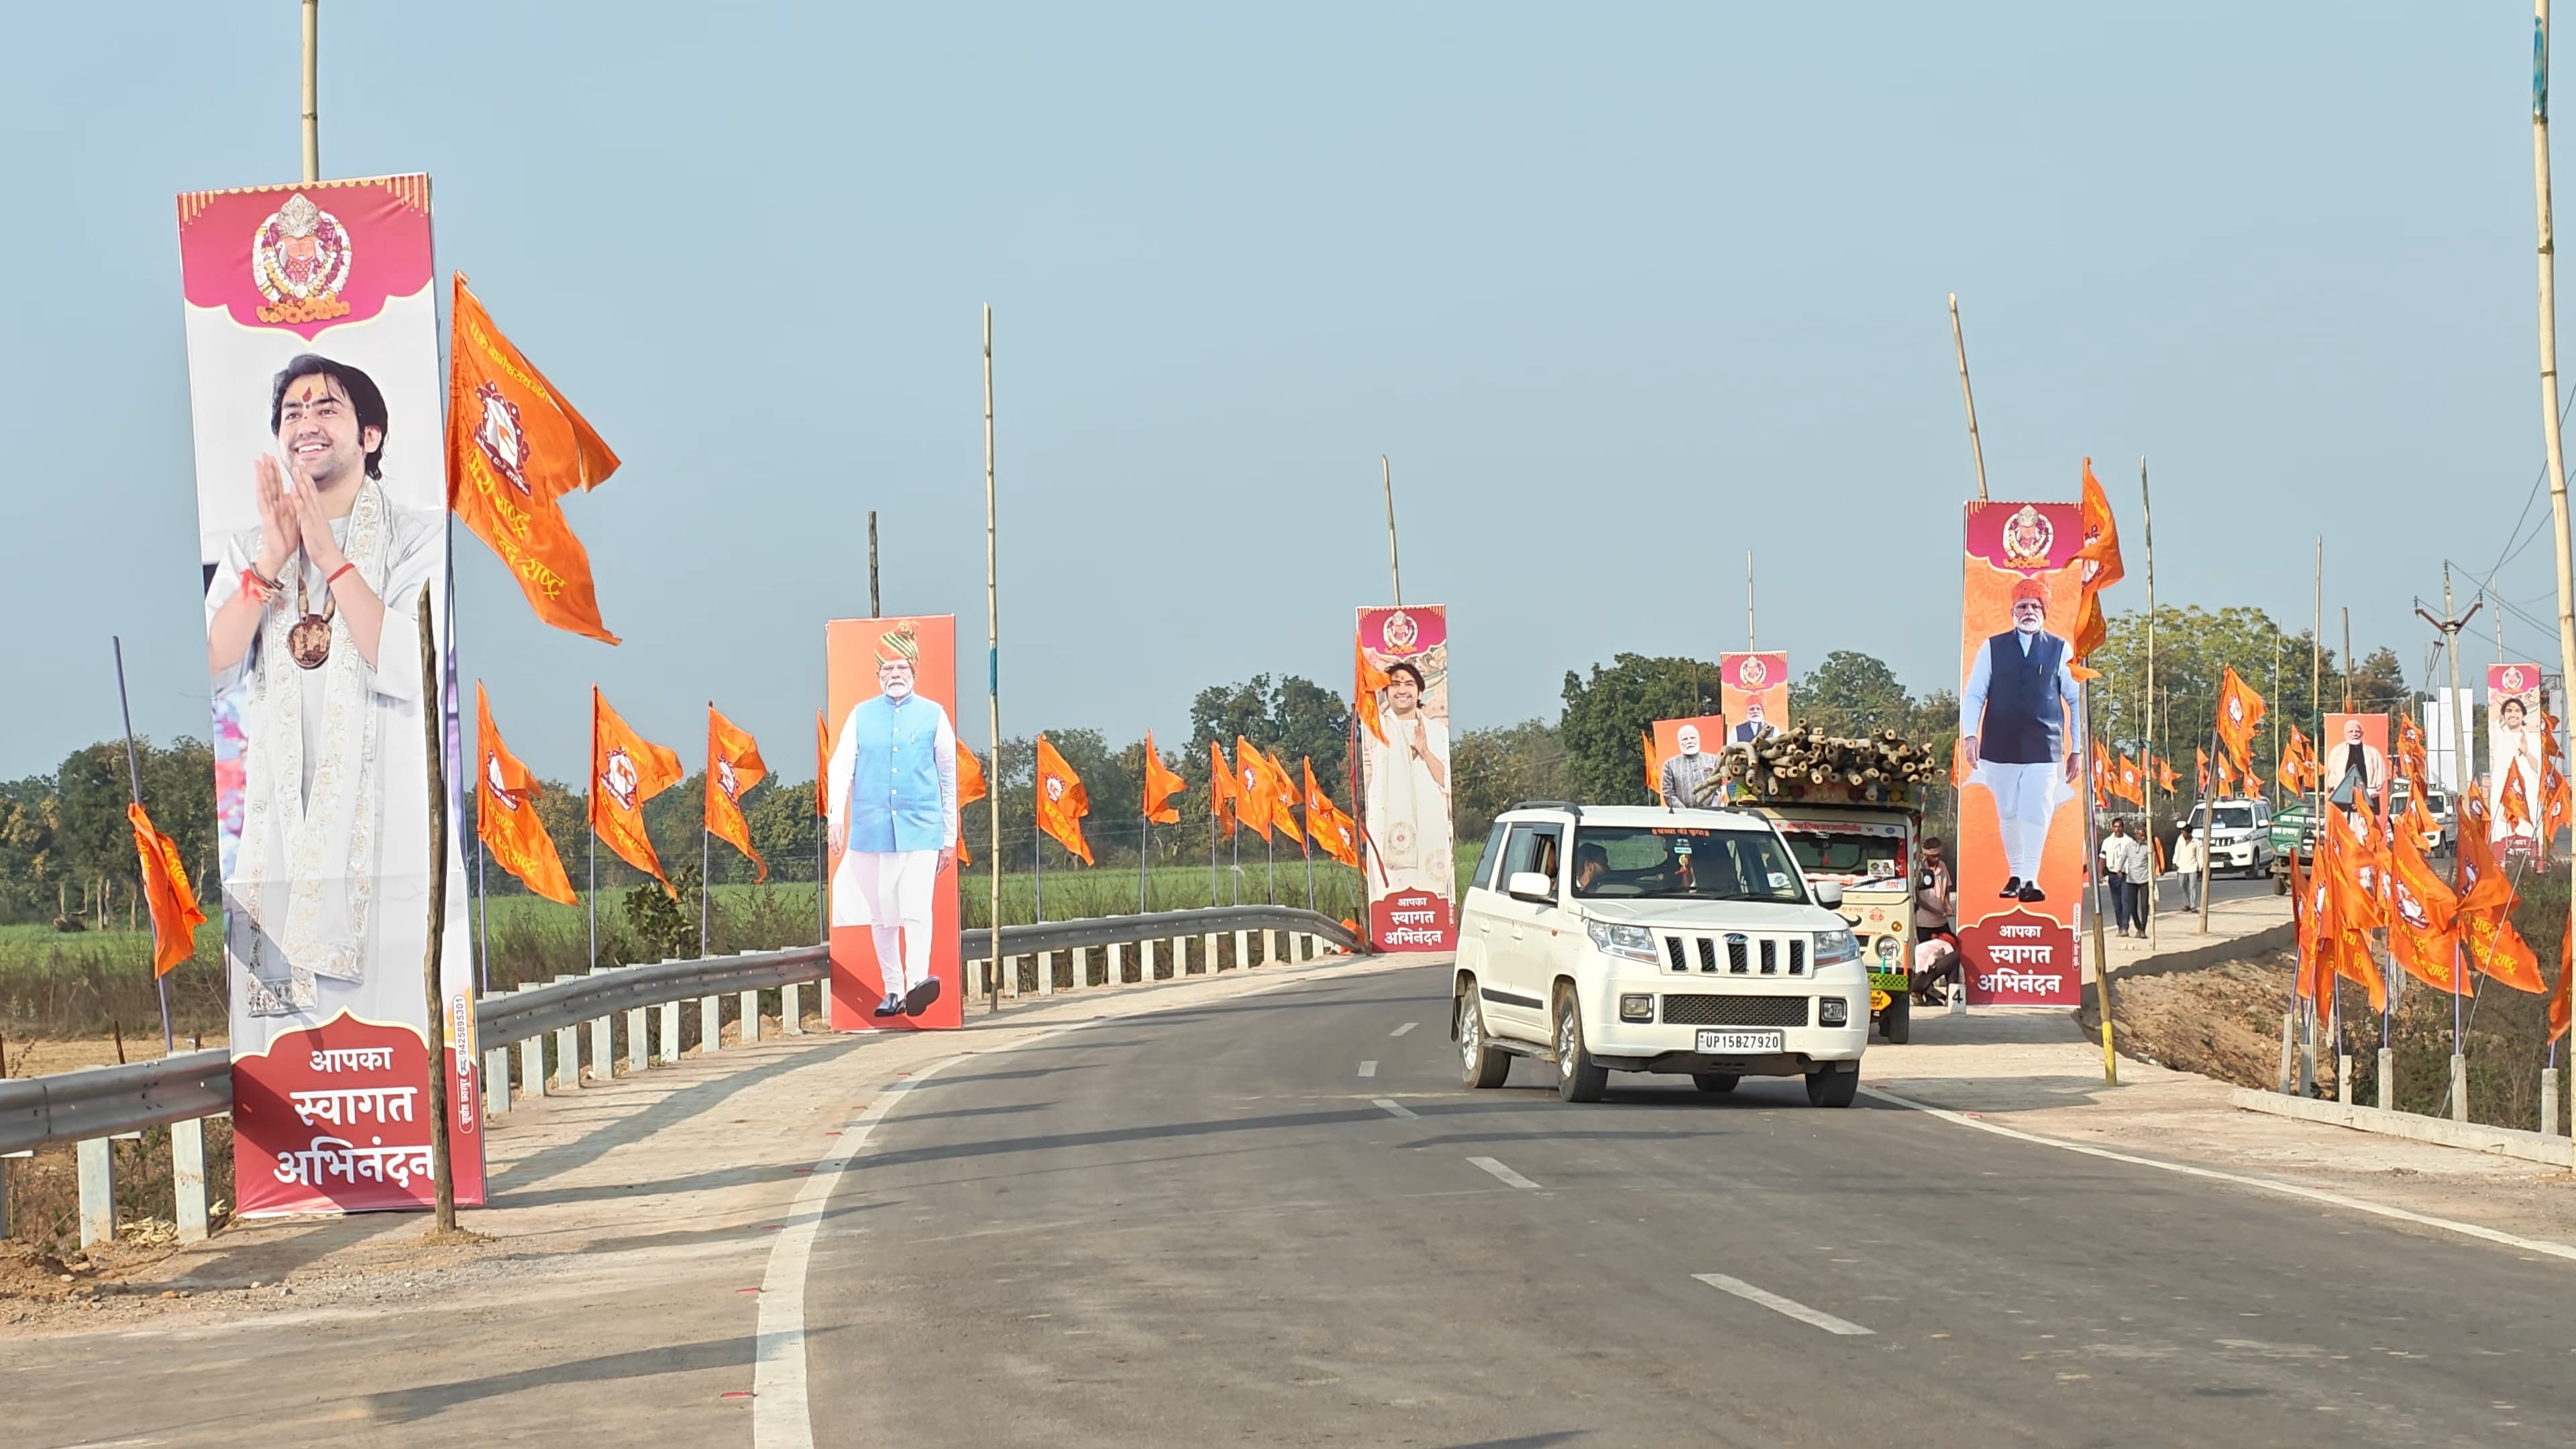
[
  {"x1": 1507, "y1": 871, "x2": 1555, "y2": 902},
  {"x1": 1811, "y1": 881, "x2": 1844, "y2": 909}
]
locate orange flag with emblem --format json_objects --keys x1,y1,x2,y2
[
  {"x1": 2114, "y1": 753, "x2": 2143, "y2": 805},
  {"x1": 1210, "y1": 741, "x2": 1237, "y2": 837},
  {"x1": 705, "y1": 704, "x2": 767, "y2": 881},
  {"x1": 1033, "y1": 734, "x2": 1093, "y2": 865},
  {"x1": 477, "y1": 682, "x2": 577, "y2": 906},
  {"x1": 1265, "y1": 750, "x2": 1305, "y2": 849},
  {"x1": 2309, "y1": 816, "x2": 2388, "y2": 1009},
  {"x1": 2215, "y1": 667, "x2": 2265, "y2": 770},
  {"x1": 2383, "y1": 822, "x2": 2463, "y2": 993},
  {"x1": 954, "y1": 744, "x2": 987, "y2": 866},
  {"x1": 1234, "y1": 737, "x2": 1275, "y2": 839},
  {"x1": 447, "y1": 275, "x2": 622, "y2": 644},
  {"x1": 1354, "y1": 639, "x2": 1393, "y2": 746},
  {"x1": 2552, "y1": 918, "x2": 2573, "y2": 1042},
  {"x1": 2154, "y1": 755, "x2": 2179, "y2": 794},
  {"x1": 2072, "y1": 458, "x2": 2125, "y2": 663},
  {"x1": 1142, "y1": 731, "x2": 1185, "y2": 825},
  {"x1": 2502, "y1": 759, "x2": 2535, "y2": 833},
  {"x1": 1305, "y1": 758, "x2": 1360, "y2": 868},
  {"x1": 2196, "y1": 747, "x2": 2210, "y2": 795},
  {"x1": 592, "y1": 687, "x2": 684, "y2": 895},
  {"x1": 127, "y1": 802, "x2": 207, "y2": 977}
]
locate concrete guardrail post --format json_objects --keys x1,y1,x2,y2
[
  {"x1": 77, "y1": 1137, "x2": 113, "y2": 1247},
  {"x1": 660, "y1": 1000, "x2": 680, "y2": 1064},
  {"x1": 1232, "y1": 929, "x2": 1248, "y2": 971},
  {"x1": 516, "y1": 981, "x2": 546, "y2": 1099},
  {"x1": 2547, "y1": 1067, "x2": 2561, "y2": 1138},
  {"x1": 589, "y1": 965, "x2": 615, "y2": 1081},
  {"x1": 1201, "y1": 931, "x2": 1216, "y2": 976},
  {"x1": 701, "y1": 993, "x2": 721, "y2": 1053},
  {"x1": 484, "y1": 1045, "x2": 511, "y2": 1115},
  {"x1": 626, "y1": 1004, "x2": 648, "y2": 1073},
  {"x1": 1074, "y1": 945, "x2": 1091, "y2": 989},
  {"x1": 1038, "y1": 949, "x2": 1054, "y2": 996},
  {"x1": 552, "y1": 973, "x2": 582, "y2": 1089},
  {"x1": 784, "y1": 981, "x2": 804, "y2": 1034},
  {"x1": 172, "y1": 1117, "x2": 208, "y2": 1243},
  {"x1": 741, "y1": 987, "x2": 760, "y2": 1044}
]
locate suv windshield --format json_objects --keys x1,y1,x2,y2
[
  {"x1": 1570, "y1": 825, "x2": 1809, "y2": 903},
  {"x1": 2198, "y1": 805, "x2": 2256, "y2": 833}
]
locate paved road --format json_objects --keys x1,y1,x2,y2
[{"x1": 804, "y1": 960, "x2": 2574, "y2": 1448}]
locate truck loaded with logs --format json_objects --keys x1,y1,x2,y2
[{"x1": 1690, "y1": 728, "x2": 1938, "y2": 1042}]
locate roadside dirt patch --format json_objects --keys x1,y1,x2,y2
[{"x1": 2097, "y1": 951, "x2": 2306, "y2": 1092}]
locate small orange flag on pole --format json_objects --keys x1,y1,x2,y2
[
  {"x1": 1234, "y1": 737, "x2": 1275, "y2": 839},
  {"x1": 2215, "y1": 666, "x2": 2266, "y2": 771},
  {"x1": 1305, "y1": 758, "x2": 1360, "y2": 868},
  {"x1": 592, "y1": 687, "x2": 684, "y2": 895},
  {"x1": 476, "y1": 682, "x2": 576, "y2": 906},
  {"x1": 955, "y1": 745, "x2": 988, "y2": 867},
  {"x1": 706, "y1": 705, "x2": 768, "y2": 881},
  {"x1": 1034, "y1": 734, "x2": 1094, "y2": 865},
  {"x1": 1142, "y1": 731, "x2": 1185, "y2": 824},
  {"x1": 1354, "y1": 639, "x2": 1393, "y2": 746},
  {"x1": 127, "y1": 803, "x2": 206, "y2": 977},
  {"x1": 447, "y1": 275, "x2": 623, "y2": 644},
  {"x1": 1264, "y1": 749, "x2": 1305, "y2": 849},
  {"x1": 1210, "y1": 741, "x2": 1237, "y2": 837},
  {"x1": 2072, "y1": 458, "x2": 2125, "y2": 663}
]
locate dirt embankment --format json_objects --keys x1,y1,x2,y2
[{"x1": 2096, "y1": 951, "x2": 2304, "y2": 1091}]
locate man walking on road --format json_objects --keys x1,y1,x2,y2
[
  {"x1": 2171, "y1": 823, "x2": 2206, "y2": 912},
  {"x1": 2100, "y1": 818, "x2": 2141, "y2": 936}
]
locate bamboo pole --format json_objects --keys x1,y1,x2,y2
[
  {"x1": 2536, "y1": 13, "x2": 2576, "y2": 1140},
  {"x1": 868, "y1": 510, "x2": 880, "y2": 619},
  {"x1": 2140, "y1": 460, "x2": 2157, "y2": 951},
  {"x1": 1948, "y1": 294, "x2": 1989, "y2": 502},
  {"x1": 1382, "y1": 455, "x2": 1403, "y2": 605},
  {"x1": 1746, "y1": 551, "x2": 1757, "y2": 651},
  {"x1": 300, "y1": 0, "x2": 319, "y2": 183},
  {"x1": 110, "y1": 638, "x2": 175, "y2": 1053},
  {"x1": 416, "y1": 587, "x2": 457, "y2": 1232},
  {"x1": 984, "y1": 305, "x2": 1003, "y2": 1010}
]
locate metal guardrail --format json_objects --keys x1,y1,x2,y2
[{"x1": 0, "y1": 906, "x2": 1360, "y2": 1161}]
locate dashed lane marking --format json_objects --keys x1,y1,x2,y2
[
  {"x1": 1468, "y1": 1156, "x2": 1541, "y2": 1190},
  {"x1": 1694, "y1": 1273, "x2": 1874, "y2": 1336},
  {"x1": 1373, "y1": 1098, "x2": 1419, "y2": 1120},
  {"x1": 1358, "y1": 1060, "x2": 1378, "y2": 1078},
  {"x1": 1390, "y1": 1022, "x2": 1419, "y2": 1036}
]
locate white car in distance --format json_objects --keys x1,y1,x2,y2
[{"x1": 1452, "y1": 803, "x2": 1870, "y2": 1106}]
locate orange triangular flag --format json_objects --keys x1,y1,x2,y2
[
  {"x1": 1210, "y1": 741, "x2": 1238, "y2": 837},
  {"x1": 1142, "y1": 731, "x2": 1185, "y2": 825},
  {"x1": 476, "y1": 682, "x2": 576, "y2": 906},
  {"x1": 706, "y1": 704, "x2": 767, "y2": 881},
  {"x1": 1234, "y1": 737, "x2": 1275, "y2": 839},
  {"x1": 814, "y1": 709, "x2": 829, "y2": 820},
  {"x1": 2384, "y1": 822, "x2": 2463, "y2": 993},
  {"x1": 1271, "y1": 753, "x2": 1308, "y2": 851},
  {"x1": 1305, "y1": 759, "x2": 1360, "y2": 868},
  {"x1": 2071, "y1": 458, "x2": 2125, "y2": 662},
  {"x1": 2215, "y1": 666, "x2": 2266, "y2": 770},
  {"x1": 1033, "y1": 734, "x2": 1093, "y2": 865},
  {"x1": 2502, "y1": 759, "x2": 2536, "y2": 833},
  {"x1": 953, "y1": 744, "x2": 987, "y2": 867},
  {"x1": 2552, "y1": 918, "x2": 2573, "y2": 1042},
  {"x1": 591, "y1": 687, "x2": 684, "y2": 895},
  {"x1": 446, "y1": 275, "x2": 622, "y2": 644},
  {"x1": 126, "y1": 802, "x2": 206, "y2": 977},
  {"x1": 1354, "y1": 639, "x2": 1393, "y2": 745}
]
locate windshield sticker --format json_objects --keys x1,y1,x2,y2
[{"x1": 1766, "y1": 871, "x2": 1790, "y2": 889}]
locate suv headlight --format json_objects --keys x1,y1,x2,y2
[
  {"x1": 1813, "y1": 928, "x2": 1860, "y2": 965},
  {"x1": 1587, "y1": 920, "x2": 1660, "y2": 964}
]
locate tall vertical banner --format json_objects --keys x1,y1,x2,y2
[
  {"x1": 1955, "y1": 502, "x2": 2084, "y2": 1006},
  {"x1": 2487, "y1": 664, "x2": 2546, "y2": 858},
  {"x1": 1650, "y1": 716, "x2": 1729, "y2": 806},
  {"x1": 178, "y1": 176, "x2": 483, "y2": 1214},
  {"x1": 1718, "y1": 652, "x2": 1789, "y2": 745},
  {"x1": 824, "y1": 616, "x2": 963, "y2": 1030},
  {"x1": 1358, "y1": 606, "x2": 1456, "y2": 950},
  {"x1": 2320, "y1": 712, "x2": 2390, "y2": 816}
]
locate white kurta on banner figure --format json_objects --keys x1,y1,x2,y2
[
  {"x1": 827, "y1": 622, "x2": 959, "y2": 1020},
  {"x1": 1362, "y1": 659, "x2": 1453, "y2": 898}
]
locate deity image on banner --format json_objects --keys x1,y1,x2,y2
[
  {"x1": 1358, "y1": 606, "x2": 1457, "y2": 951},
  {"x1": 178, "y1": 174, "x2": 481, "y2": 1215}
]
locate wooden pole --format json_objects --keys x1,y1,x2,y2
[
  {"x1": 1947, "y1": 294, "x2": 1990, "y2": 502},
  {"x1": 983, "y1": 305, "x2": 1003, "y2": 1011},
  {"x1": 868, "y1": 510, "x2": 881, "y2": 619},
  {"x1": 110, "y1": 637, "x2": 175, "y2": 1053},
  {"x1": 416, "y1": 587, "x2": 457, "y2": 1232},
  {"x1": 2537, "y1": 8, "x2": 2576, "y2": 1131},
  {"x1": 300, "y1": 0, "x2": 319, "y2": 183},
  {"x1": 2139, "y1": 459, "x2": 2158, "y2": 951},
  {"x1": 1381, "y1": 455, "x2": 1403, "y2": 605},
  {"x1": 1746, "y1": 551, "x2": 1756, "y2": 651}
]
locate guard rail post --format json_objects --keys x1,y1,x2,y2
[
  {"x1": 551, "y1": 973, "x2": 580, "y2": 1089},
  {"x1": 172, "y1": 1116, "x2": 208, "y2": 1243},
  {"x1": 700, "y1": 991, "x2": 720, "y2": 1054},
  {"x1": 77, "y1": 1137, "x2": 112, "y2": 1246},
  {"x1": 626, "y1": 1003, "x2": 647, "y2": 1073},
  {"x1": 1167, "y1": 934, "x2": 1183, "y2": 979},
  {"x1": 516, "y1": 981, "x2": 546, "y2": 1099},
  {"x1": 1038, "y1": 947, "x2": 1054, "y2": 997},
  {"x1": 484, "y1": 1044, "x2": 511, "y2": 1115},
  {"x1": 588, "y1": 965, "x2": 614, "y2": 1081},
  {"x1": 784, "y1": 981, "x2": 804, "y2": 1034},
  {"x1": 1232, "y1": 928, "x2": 1248, "y2": 971},
  {"x1": 1075, "y1": 945, "x2": 1091, "y2": 988},
  {"x1": 740, "y1": 968, "x2": 759, "y2": 1043},
  {"x1": 660, "y1": 1000, "x2": 680, "y2": 1063}
]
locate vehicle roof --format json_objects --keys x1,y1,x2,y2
[{"x1": 1498, "y1": 803, "x2": 1774, "y2": 830}]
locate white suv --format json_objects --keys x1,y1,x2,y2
[{"x1": 1452, "y1": 803, "x2": 1870, "y2": 1107}]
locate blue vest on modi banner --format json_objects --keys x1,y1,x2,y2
[{"x1": 842, "y1": 694, "x2": 947, "y2": 853}]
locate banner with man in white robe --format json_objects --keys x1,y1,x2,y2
[
  {"x1": 1358, "y1": 606, "x2": 1456, "y2": 950},
  {"x1": 179, "y1": 174, "x2": 482, "y2": 1214}
]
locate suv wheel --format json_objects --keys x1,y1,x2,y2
[
  {"x1": 1804, "y1": 1067, "x2": 1858, "y2": 1108},
  {"x1": 1457, "y1": 983, "x2": 1511, "y2": 1089},
  {"x1": 1554, "y1": 990, "x2": 1608, "y2": 1104}
]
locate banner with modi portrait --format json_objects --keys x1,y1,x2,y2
[
  {"x1": 177, "y1": 175, "x2": 483, "y2": 1214},
  {"x1": 824, "y1": 616, "x2": 964, "y2": 1030},
  {"x1": 1955, "y1": 502, "x2": 2087, "y2": 1007},
  {"x1": 1358, "y1": 606, "x2": 1457, "y2": 951}
]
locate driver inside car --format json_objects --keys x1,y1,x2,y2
[{"x1": 1574, "y1": 841, "x2": 1609, "y2": 892}]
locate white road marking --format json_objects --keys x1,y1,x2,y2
[
  {"x1": 1862, "y1": 1085, "x2": 2576, "y2": 1265},
  {"x1": 1693, "y1": 1273, "x2": 1874, "y2": 1336},
  {"x1": 1358, "y1": 1060, "x2": 1379, "y2": 1078},
  {"x1": 1468, "y1": 1155, "x2": 1541, "y2": 1190},
  {"x1": 1373, "y1": 1097, "x2": 1419, "y2": 1119},
  {"x1": 1390, "y1": 1022, "x2": 1419, "y2": 1036}
]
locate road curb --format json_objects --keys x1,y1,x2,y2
[{"x1": 2228, "y1": 1087, "x2": 2575, "y2": 1169}]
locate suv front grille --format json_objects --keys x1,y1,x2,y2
[
  {"x1": 1660, "y1": 932, "x2": 1809, "y2": 977},
  {"x1": 1661, "y1": 994, "x2": 1811, "y2": 1027}
]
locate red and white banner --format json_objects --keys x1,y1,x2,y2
[
  {"x1": 1719, "y1": 652, "x2": 1789, "y2": 744},
  {"x1": 1955, "y1": 502, "x2": 2084, "y2": 1007},
  {"x1": 1358, "y1": 606, "x2": 1456, "y2": 950},
  {"x1": 2487, "y1": 663, "x2": 2547, "y2": 859},
  {"x1": 179, "y1": 175, "x2": 482, "y2": 1213}
]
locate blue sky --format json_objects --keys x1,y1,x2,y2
[{"x1": 2, "y1": 3, "x2": 2566, "y2": 782}]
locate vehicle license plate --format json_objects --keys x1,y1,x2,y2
[{"x1": 1696, "y1": 1029, "x2": 1783, "y2": 1053}]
